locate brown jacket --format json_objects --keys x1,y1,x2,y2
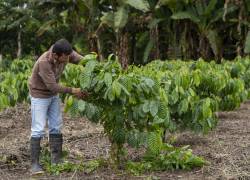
[{"x1": 28, "y1": 46, "x2": 82, "y2": 98}]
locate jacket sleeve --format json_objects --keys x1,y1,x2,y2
[
  {"x1": 38, "y1": 61, "x2": 72, "y2": 94},
  {"x1": 69, "y1": 50, "x2": 83, "y2": 64}
]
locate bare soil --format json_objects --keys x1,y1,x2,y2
[{"x1": 0, "y1": 101, "x2": 249, "y2": 180}]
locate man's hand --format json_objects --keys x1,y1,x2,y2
[
  {"x1": 72, "y1": 88, "x2": 89, "y2": 99},
  {"x1": 72, "y1": 88, "x2": 82, "y2": 99}
]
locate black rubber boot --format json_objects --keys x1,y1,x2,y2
[
  {"x1": 49, "y1": 134, "x2": 63, "y2": 164},
  {"x1": 30, "y1": 137, "x2": 44, "y2": 175}
]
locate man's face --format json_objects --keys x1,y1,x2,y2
[
  {"x1": 58, "y1": 53, "x2": 70, "y2": 63},
  {"x1": 53, "y1": 53, "x2": 70, "y2": 63}
]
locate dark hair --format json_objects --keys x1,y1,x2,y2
[{"x1": 52, "y1": 39, "x2": 73, "y2": 56}]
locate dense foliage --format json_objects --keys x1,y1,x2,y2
[
  {"x1": 62, "y1": 55, "x2": 250, "y2": 168},
  {"x1": 0, "y1": 58, "x2": 33, "y2": 110},
  {"x1": 1, "y1": 56, "x2": 250, "y2": 172}
]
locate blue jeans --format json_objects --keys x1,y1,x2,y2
[{"x1": 30, "y1": 95, "x2": 62, "y2": 138}]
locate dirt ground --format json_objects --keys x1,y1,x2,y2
[{"x1": 0, "y1": 101, "x2": 249, "y2": 180}]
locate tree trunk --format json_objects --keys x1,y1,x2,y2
[
  {"x1": 236, "y1": 0, "x2": 244, "y2": 56},
  {"x1": 17, "y1": 31, "x2": 22, "y2": 58},
  {"x1": 88, "y1": 33, "x2": 104, "y2": 61},
  {"x1": 158, "y1": 23, "x2": 169, "y2": 60},
  {"x1": 109, "y1": 143, "x2": 126, "y2": 169},
  {"x1": 131, "y1": 33, "x2": 137, "y2": 64},
  {"x1": 117, "y1": 30, "x2": 129, "y2": 69},
  {"x1": 150, "y1": 25, "x2": 160, "y2": 60},
  {"x1": 199, "y1": 35, "x2": 209, "y2": 59},
  {"x1": 96, "y1": 35, "x2": 104, "y2": 61}
]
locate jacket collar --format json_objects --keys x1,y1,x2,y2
[{"x1": 46, "y1": 45, "x2": 57, "y2": 64}]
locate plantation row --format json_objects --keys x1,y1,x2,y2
[
  {"x1": 62, "y1": 55, "x2": 250, "y2": 167},
  {"x1": 1, "y1": 56, "x2": 250, "y2": 173},
  {"x1": 0, "y1": 59, "x2": 33, "y2": 110}
]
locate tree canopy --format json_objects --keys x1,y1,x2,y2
[{"x1": 0, "y1": 0, "x2": 250, "y2": 65}]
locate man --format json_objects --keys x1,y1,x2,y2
[{"x1": 28, "y1": 39, "x2": 86, "y2": 175}]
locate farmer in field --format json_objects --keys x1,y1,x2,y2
[{"x1": 28, "y1": 39, "x2": 86, "y2": 175}]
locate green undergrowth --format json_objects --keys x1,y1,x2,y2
[
  {"x1": 40, "y1": 147, "x2": 106, "y2": 175},
  {"x1": 39, "y1": 143, "x2": 206, "y2": 176},
  {"x1": 126, "y1": 143, "x2": 207, "y2": 175}
]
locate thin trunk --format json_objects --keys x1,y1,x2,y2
[
  {"x1": 17, "y1": 31, "x2": 22, "y2": 58},
  {"x1": 181, "y1": 22, "x2": 188, "y2": 59},
  {"x1": 158, "y1": 23, "x2": 169, "y2": 60},
  {"x1": 88, "y1": 34, "x2": 98, "y2": 52},
  {"x1": 96, "y1": 35, "x2": 104, "y2": 61},
  {"x1": 150, "y1": 25, "x2": 160, "y2": 60},
  {"x1": 88, "y1": 33, "x2": 104, "y2": 61},
  {"x1": 236, "y1": 0, "x2": 244, "y2": 56},
  {"x1": 199, "y1": 36, "x2": 204, "y2": 58},
  {"x1": 131, "y1": 33, "x2": 137, "y2": 64},
  {"x1": 117, "y1": 30, "x2": 129, "y2": 69},
  {"x1": 88, "y1": 24, "x2": 104, "y2": 61},
  {"x1": 199, "y1": 35, "x2": 209, "y2": 59}
]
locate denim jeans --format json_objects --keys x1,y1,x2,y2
[{"x1": 30, "y1": 95, "x2": 62, "y2": 138}]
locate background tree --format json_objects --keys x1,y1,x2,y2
[{"x1": 0, "y1": 0, "x2": 250, "y2": 64}]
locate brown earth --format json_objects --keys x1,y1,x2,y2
[{"x1": 0, "y1": 101, "x2": 249, "y2": 180}]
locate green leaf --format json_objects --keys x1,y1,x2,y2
[
  {"x1": 206, "y1": 29, "x2": 221, "y2": 58},
  {"x1": 144, "y1": 78, "x2": 155, "y2": 88},
  {"x1": 202, "y1": 99, "x2": 212, "y2": 118},
  {"x1": 195, "y1": 1, "x2": 204, "y2": 16},
  {"x1": 86, "y1": 103, "x2": 96, "y2": 120},
  {"x1": 0, "y1": 94, "x2": 9, "y2": 110},
  {"x1": 37, "y1": 20, "x2": 56, "y2": 36},
  {"x1": 113, "y1": 128, "x2": 126, "y2": 144},
  {"x1": 100, "y1": 12, "x2": 114, "y2": 28},
  {"x1": 207, "y1": 118, "x2": 212, "y2": 128},
  {"x1": 104, "y1": 72, "x2": 112, "y2": 86},
  {"x1": 147, "y1": 132, "x2": 162, "y2": 155},
  {"x1": 143, "y1": 39, "x2": 154, "y2": 63},
  {"x1": 150, "y1": 100, "x2": 158, "y2": 116},
  {"x1": 152, "y1": 116, "x2": 165, "y2": 125},
  {"x1": 148, "y1": 18, "x2": 163, "y2": 29},
  {"x1": 157, "y1": 0, "x2": 177, "y2": 12},
  {"x1": 211, "y1": 5, "x2": 238, "y2": 23},
  {"x1": 204, "y1": 0, "x2": 217, "y2": 16},
  {"x1": 80, "y1": 71, "x2": 91, "y2": 89},
  {"x1": 78, "y1": 100, "x2": 86, "y2": 112},
  {"x1": 85, "y1": 60, "x2": 98, "y2": 73},
  {"x1": 192, "y1": 70, "x2": 201, "y2": 86},
  {"x1": 127, "y1": 131, "x2": 139, "y2": 148},
  {"x1": 142, "y1": 101, "x2": 150, "y2": 113},
  {"x1": 170, "y1": 88, "x2": 179, "y2": 104},
  {"x1": 92, "y1": 107, "x2": 101, "y2": 123},
  {"x1": 82, "y1": 53, "x2": 98, "y2": 62},
  {"x1": 94, "y1": 81, "x2": 104, "y2": 93},
  {"x1": 114, "y1": 6, "x2": 129, "y2": 32},
  {"x1": 119, "y1": 83, "x2": 130, "y2": 96},
  {"x1": 104, "y1": 87, "x2": 113, "y2": 101},
  {"x1": 244, "y1": 30, "x2": 250, "y2": 54},
  {"x1": 171, "y1": 11, "x2": 200, "y2": 24},
  {"x1": 69, "y1": 100, "x2": 79, "y2": 117},
  {"x1": 112, "y1": 80, "x2": 122, "y2": 98},
  {"x1": 178, "y1": 99, "x2": 189, "y2": 114},
  {"x1": 125, "y1": 0, "x2": 150, "y2": 12},
  {"x1": 64, "y1": 96, "x2": 73, "y2": 113},
  {"x1": 158, "y1": 101, "x2": 168, "y2": 119}
]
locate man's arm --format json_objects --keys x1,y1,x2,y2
[
  {"x1": 38, "y1": 60, "x2": 84, "y2": 98},
  {"x1": 38, "y1": 60, "x2": 73, "y2": 94},
  {"x1": 69, "y1": 50, "x2": 83, "y2": 64}
]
